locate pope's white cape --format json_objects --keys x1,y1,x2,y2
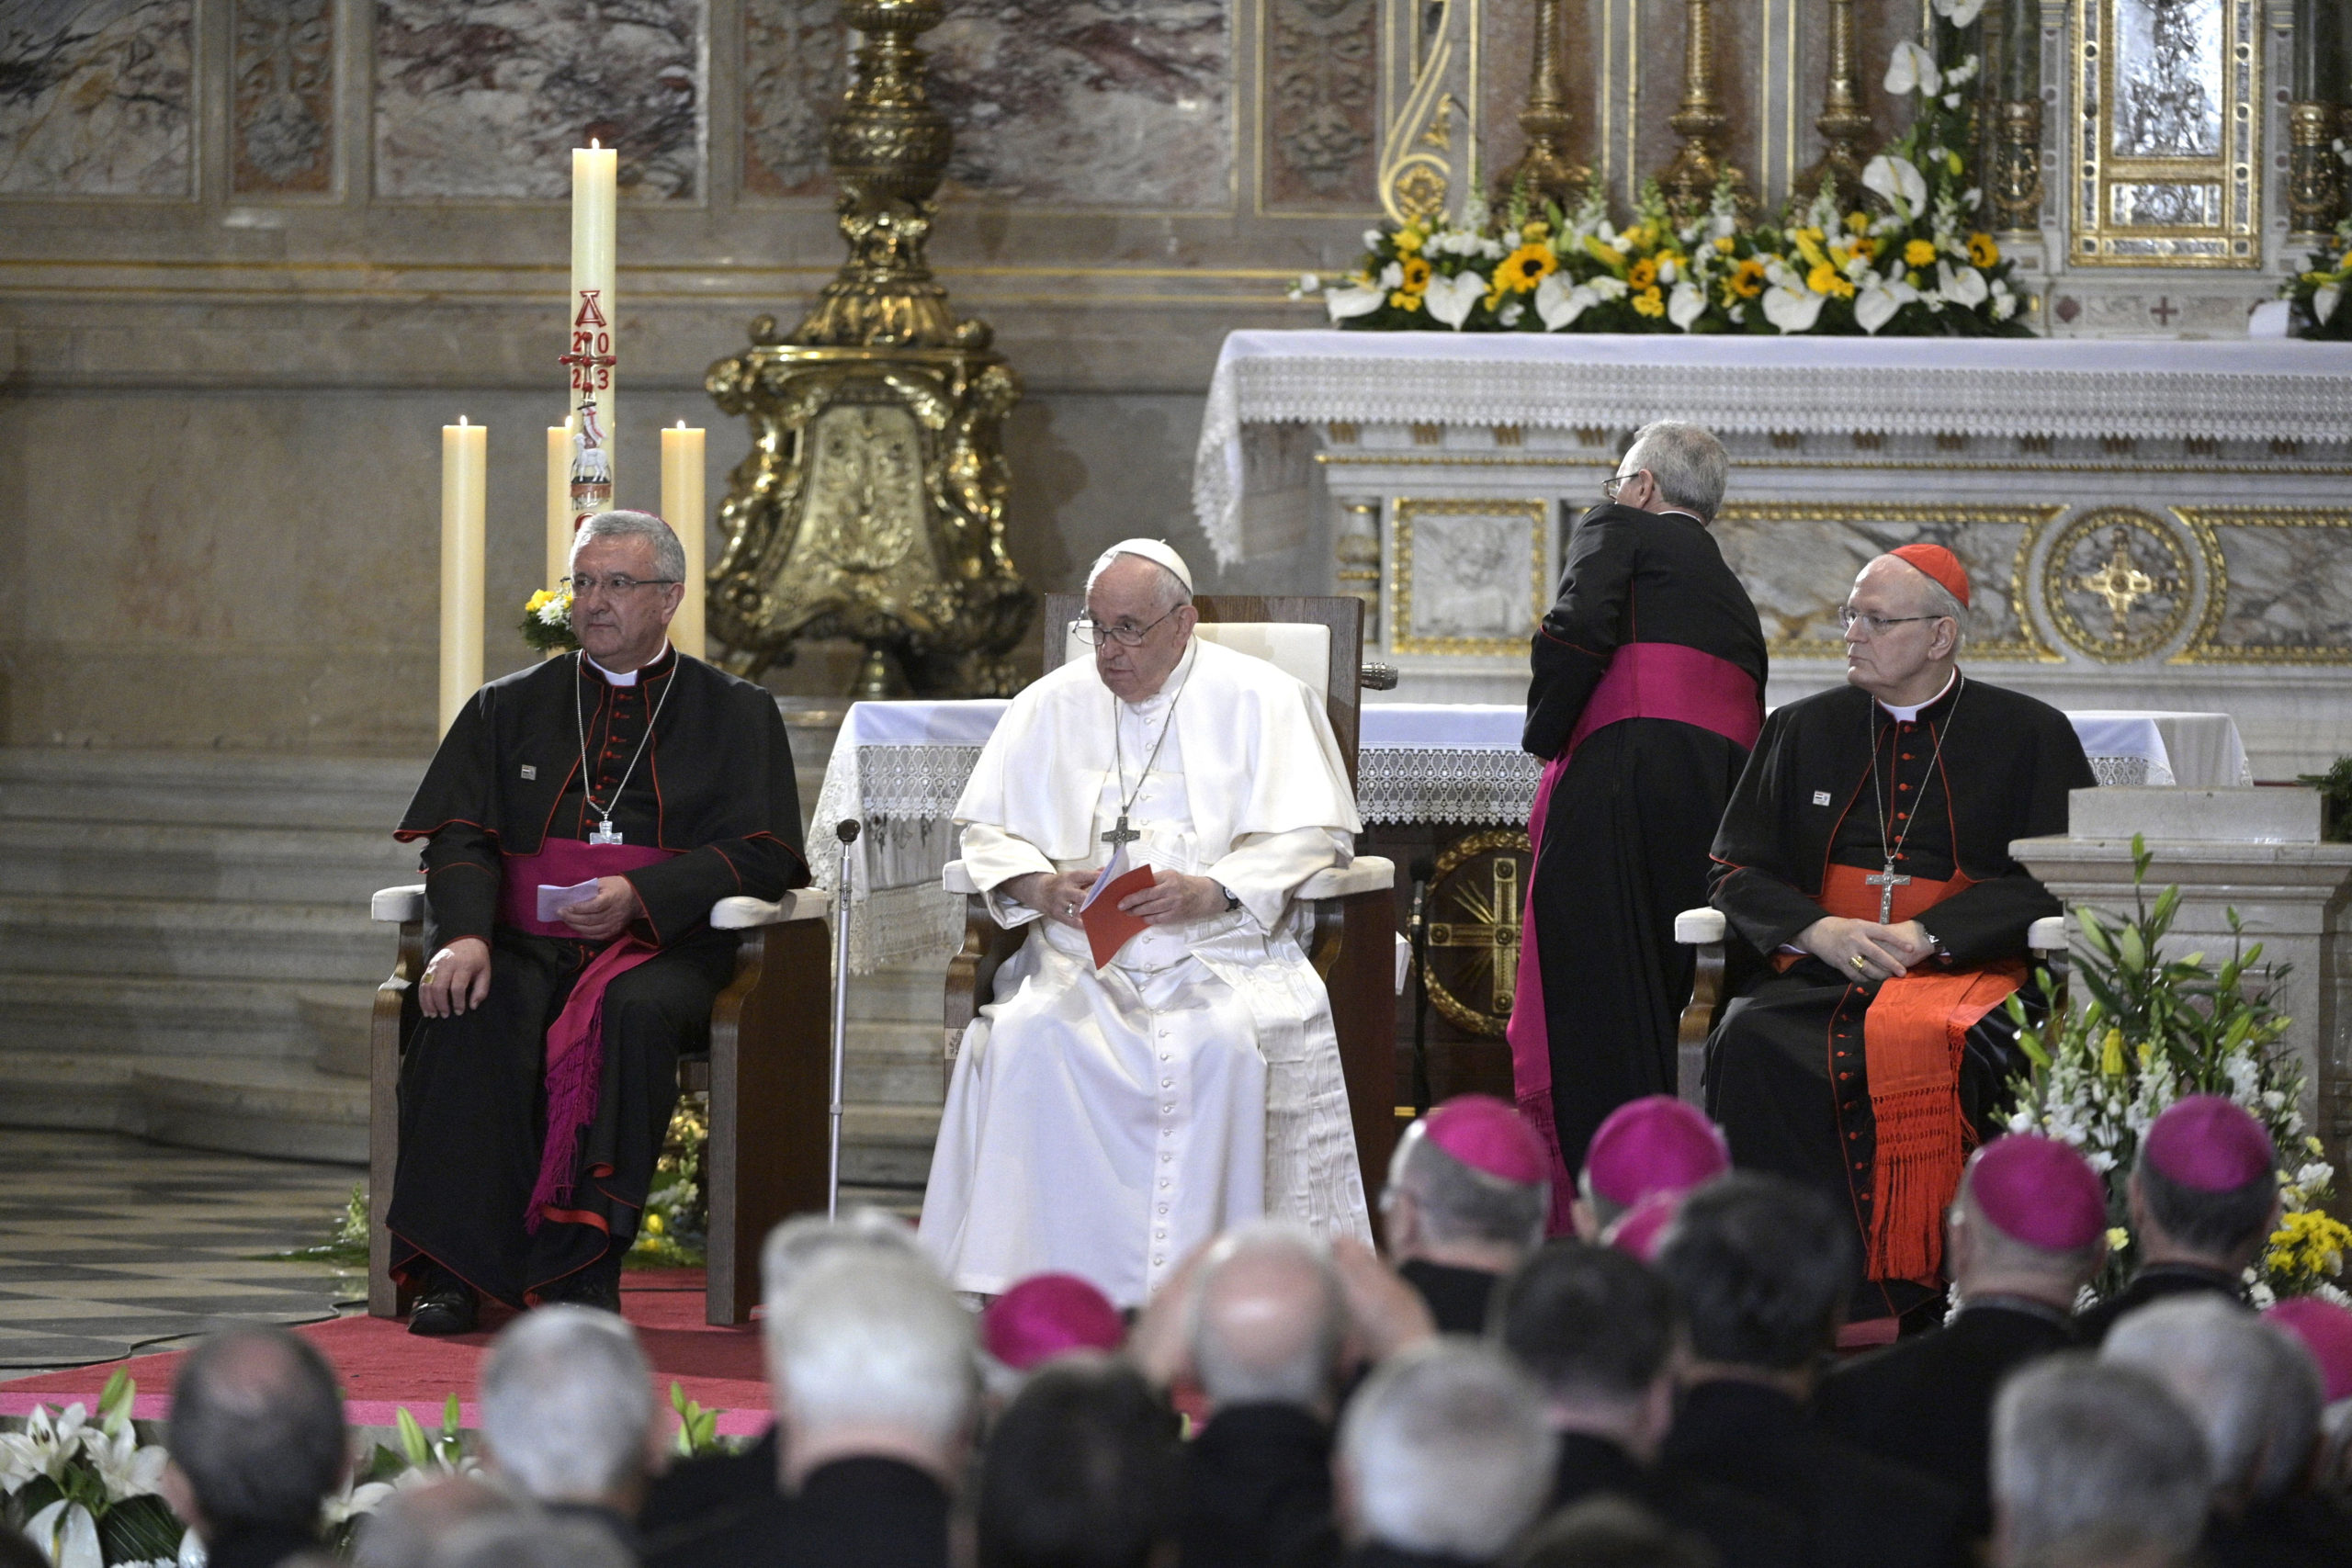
[{"x1": 919, "y1": 637, "x2": 1374, "y2": 1304}]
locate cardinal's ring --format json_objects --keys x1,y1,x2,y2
[{"x1": 1850, "y1": 954, "x2": 1869, "y2": 970}]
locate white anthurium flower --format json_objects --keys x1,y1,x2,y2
[
  {"x1": 1862, "y1": 154, "x2": 1929, "y2": 220},
  {"x1": 1423, "y1": 270, "x2": 1488, "y2": 330},
  {"x1": 1933, "y1": 0, "x2": 1986, "y2": 28},
  {"x1": 1854, "y1": 277, "x2": 1918, "y2": 334},
  {"x1": 1884, "y1": 39, "x2": 1940, "y2": 97},
  {"x1": 1762, "y1": 284, "x2": 1827, "y2": 333},
  {"x1": 177, "y1": 1526, "x2": 207, "y2": 1568},
  {"x1": 1938, "y1": 260, "x2": 1990, "y2": 307},
  {"x1": 1589, "y1": 275, "x2": 1631, "y2": 301},
  {"x1": 1668, "y1": 280, "x2": 1709, "y2": 331},
  {"x1": 1323, "y1": 281, "x2": 1386, "y2": 321},
  {"x1": 28, "y1": 1499, "x2": 105, "y2": 1568},
  {"x1": 2318, "y1": 283, "x2": 2343, "y2": 324}
]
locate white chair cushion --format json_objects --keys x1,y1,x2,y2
[{"x1": 1062, "y1": 620, "x2": 1333, "y2": 699}]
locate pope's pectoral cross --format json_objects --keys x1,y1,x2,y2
[
  {"x1": 1102, "y1": 816, "x2": 1142, "y2": 849},
  {"x1": 1867, "y1": 859, "x2": 1912, "y2": 924}
]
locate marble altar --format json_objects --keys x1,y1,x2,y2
[{"x1": 1192, "y1": 331, "x2": 2352, "y2": 777}]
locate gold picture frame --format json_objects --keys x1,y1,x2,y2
[
  {"x1": 1389, "y1": 497, "x2": 1550, "y2": 657},
  {"x1": 2173, "y1": 508, "x2": 2352, "y2": 664}
]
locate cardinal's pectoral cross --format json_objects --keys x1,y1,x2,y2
[
  {"x1": 1102, "y1": 816, "x2": 1142, "y2": 850},
  {"x1": 1867, "y1": 859, "x2": 1912, "y2": 924}
]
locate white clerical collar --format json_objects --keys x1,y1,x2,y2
[
  {"x1": 1878, "y1": 668, "x2": 1957, "y2": 724},
  {"x1": 584, "y1": 645, "x2": 671, "y2": 687},
  {"x1": 1122, "y1": 637, "x2": 1199, "y2": 713}
]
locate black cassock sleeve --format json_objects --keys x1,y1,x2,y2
[
  {"x1": 1524, "y1": 507, "x2": 1639, "y2": 759},
  {"x1": 1706, "y1": 706, "x2": 1835, "y2": 953},
  {"x1": 619, "y1": 689, "x2": 806, "y2": 945},
  {"x1": 1907, "y1": 706, "x2": 2090, "y2": 966},
  {"x1": 402, "y1": 692, "x2": 503, "y2": 953}
]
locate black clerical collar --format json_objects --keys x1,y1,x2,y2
[
  {"x1": 1957, "y1": 1292, "x2": 2075, "y2": 1328},
  {"x1": 582, "y1": 644, "x2": 676, "y2": 687}
]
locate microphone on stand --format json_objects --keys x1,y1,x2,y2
[
  {"x1": 828, "y1": 818, "x2": 861, "y2": 1219},
  {"x1": 1408, "y1": 853, "x2": 1436, "y2": 1116}
]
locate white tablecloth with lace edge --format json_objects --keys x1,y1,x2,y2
[{"x1": 811, "y1": 699, "x2": 2244, "y2": 973}]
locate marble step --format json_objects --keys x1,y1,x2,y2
[
  {"x1": 0, "y1": 818, "x2": 414, "y2": 905},
  {"x1": 0, "y1": 894, "x2": 384, "y2": 984},
  {"x1": 0, "y1": 750, "x2": 424, "y2": 829},
  {"x1": 0, "y1": 1049, "x2": 368, "y2": 1164},
  {"x1": 0, "y1": 972, "x2": 372, "y2": 1074},
  {"x1": 836, "y1": 1103, "x2": 943, "y2": 1190}
]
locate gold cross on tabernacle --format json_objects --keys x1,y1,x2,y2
[
  {"x1": 2075, "y1": 527, "x2": 2164, "y2": 639},
  {"x1": 1427, "y1": 858, "x2": 1523, "y2": 1013}
]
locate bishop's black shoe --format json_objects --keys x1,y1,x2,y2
[
  {"x1": 407, "y1": 1269, "x2": 480, "y2": 1337},
  {"x1": 538, "y1": 1257, "x2": 623, "y2": 1314}
]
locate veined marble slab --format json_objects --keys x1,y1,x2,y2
[
  {"x1": 0, "y1": 0, "x2": 193, "y2": 197},
  {"x1": 928, "y1": 0, "x2": 1231, "y2": 209},
  {"x1": 741, "y1": 0, "x2": 842, "y2": 198},
  {"x1": 373, "y1": 0, "x2": 704, "y2": 200}
]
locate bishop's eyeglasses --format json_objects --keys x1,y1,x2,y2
[
  {"x1": 1838, "y1": 608, "x2": 1941, "y2": 637},
  {"x1": 562, "y1": 574, "x2": 682, "y2": 598},
  {"x1": 1073, "y1": 609, "x2": 1180, "y2": 647}
]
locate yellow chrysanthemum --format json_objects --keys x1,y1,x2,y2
[
  {"x1": 1632, "y1": 288, "x2": 1667, "y2": 318},
  {"x1": 1628, "y1": 256, "x2": 1658, "y2": 290},
  {"x1": 1521, "y1": 220, "x2": 1551, "y2": 242},
  {"x1": 1622, "y1": 223, "x2": 1656, "y2": 252},
  {"x1": 1497, "y1": 243, "x2": 1559, "y2": 293},
  {"x1": 1904, "y1": 239, "x2": 1938, "y2": 267},
  {"x1": 1806, "y1": 261, "x2": 1841, "y2": 295},
  {"x1": 1714, "y1": 235, "x2": 1736, "y2": 254},
  {"x1": 526, "y1": 589, "x2": 560, "y2": 614},
  {"x1": 1727, "y1": 258, "x2": 1767, "y2": 299},
  {"x1": 1845, "y1": 210, "x2": 1872, "y2": 235},
  {"x1": 1394, "y1": 229, "x2": 1424, "y2": 254},
  {"x1": 1966, "y1": 232, "x2": 2000, "y2": 268},
  {"x1": 1389, "y1": 289, "x2": 1425, "y2": 310}
]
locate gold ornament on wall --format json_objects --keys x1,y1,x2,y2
[
  {"x1": 705, "y1": 0, "x2": 1033, "y2": 697},
  {"x1": 2041, "y1": 508, "x2": 2196, "y2": 663},
  {"x1": 1421, "y1": 829, "x2": 1532, "y2": 1038}
]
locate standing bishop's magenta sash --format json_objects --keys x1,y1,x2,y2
[
  {"x1": 1507, "y1": 642, "x2": 1763, "y2": 1232},
  {"x1": 497, "y1": 838, "x2": 679, "y2": 1233}
]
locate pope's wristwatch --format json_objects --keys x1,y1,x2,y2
[{"x1": 1217, "y1": 882, "x2": 1240, "y2": 912}]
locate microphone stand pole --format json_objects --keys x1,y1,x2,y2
[{"x1": 829, "y1": 818, "x2": 861, "y2": 1218}]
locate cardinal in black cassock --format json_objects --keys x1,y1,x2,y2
[
  {"x1": 1511, "y1": 423, "x2": 1766, "y2": 1226},
  {"x1": 386, "y1": 512, "x2": 806, "y2": 1331},
  {"x1": 1703, "y1": 544, "x2": 2093, "y2": 1324}
]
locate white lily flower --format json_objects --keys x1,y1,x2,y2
[
  {"x1": 1762, "y1": 285, "x2": 1826, "y2": 333},
  {"x1": 1884, "y1": 40, "x2": 1940, "y2": 97},
  {"x1": 1423, "y1": 271, "x2": 1488, "y2": 330},
  {"x1": 1323, "y1": 282, "x2": 1386, "y2": 321},
  {"x1": 1933, "y1": 0, "x2": 1985, "y2": 27},
  {"x1": 1938, "y1": 261, "x2": 1990, "y2": 307},
  {"x1": 28, "y1": 1499, "x2": 105, "y2": 1568},
  {"x1": 2318, "y1": 283, "x2": 2343, "y2": 324},
  {"x1": 85, "y1": 1425, "x2": 170, "y2": 1502},
  {"x1": 1862, "y1": 155, "x2": 1929, "y2": 220},
  {"x1": 1667, "y1": 281, "x2": 1707, "y2": 331}
]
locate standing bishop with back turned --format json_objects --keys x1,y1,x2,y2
[{"x1": 920, "y1": 541, "x2": 1372, "y2": 1306}]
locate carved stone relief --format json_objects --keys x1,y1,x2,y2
[
  {"x1": 1264, "y1": 0, "x2": 1378, "y2": 208},
  {"x1": 233, "y1": 0, "x2": 333, "y2": 194},
  {"x1": 742, "y1": 0, "x2": 844, "y2": 198}
]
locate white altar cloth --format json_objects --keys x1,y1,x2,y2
[
  {"x1": 1192, "y1": 330, "x2": 2352, "y2": 562},
  {"x1": 809, "y1": 697, "x2": 2245, "y2": 973}
]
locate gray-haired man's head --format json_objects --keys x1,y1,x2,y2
[
  {"x1": 2101, "y1": 1295, "x2": 2325, "y2": 1514},
  {"x1": 571, "y1": 509, "x2": 685, "y2": 584},
  {"x1": 1991, "y1": 1354, "x2": 2211, "y2": 1567},
  {"x1": 1187, "y1": 1222, "x2": 1349, "y2": 1416},
  {"x1": 1617, "y1": 422, "x2": 1728, "y2": 522},
  {"x1": 1337, "y1": 1340, "x2": 1556, "y2": 1562},
  {"x1": 765, "y1": 1250, "x2": 977, "y2": 1487},
  {"x1": 479, "y1": 1305, "x2": 657, "y2": 1509}
]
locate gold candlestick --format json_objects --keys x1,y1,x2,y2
[
  {"x1": 1656, "y1": 0, "x2": 1749, "y2": 220},
  {"x1": 1492, "y1": 0, "x2": 1589, "y2": 213},
  {"x1": 2289, "y1": 100, "x2": 2346, "y2": 237},
  {"x1": 1790, "y1": 0, "x2": 1874, "y2": 210},
  {"x1": 1989, "y1": 98, "x2": 2044, "y2": 234}
]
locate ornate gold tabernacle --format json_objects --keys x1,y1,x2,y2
[{"x1": 705, "y1": 0, "x2": 1033, "y2": 696}]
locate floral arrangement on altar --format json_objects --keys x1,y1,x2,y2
[
  {"x1": 2002, "y1": 840, "x2": 2349, "y2": 1309},
  {"x1": 521, "y1": 585, "x2": 580, "y2": 653},
  {"x1": 1295, "y1": 0, "x2": 2028, "y2": 338},
  {"x1": 2282, "y1": 211, "x2": 2352, "y2": 341}
]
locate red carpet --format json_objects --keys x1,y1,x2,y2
[{"x1": 0, "y1": 1271, "x2": 775, "y2": 1438}]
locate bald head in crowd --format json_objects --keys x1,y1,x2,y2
[
  {"x1": 1335, "y1": 1341, "x2": 1556, "y2": 1564},
  {"x1": 2102, "y1": 1297, "x2": 2326, "y2": 1520},
  {"x1": 1991, "y1": 1356, "x2": 2211, "y2": 1567},
  {"x1": 1188, "y1": 1222, "x2": 1349, "y2": 1417},
  {"x1": 164, "y1": 1325, "x2": 347, "y2": 1553}
]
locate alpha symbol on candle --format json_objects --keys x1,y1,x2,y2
[{"x1": 572, "y1": 290, "x2": 609, "y2": 330}]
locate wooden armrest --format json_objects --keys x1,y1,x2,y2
[
  {"x1": 1299, "y1": 857, "x2": 1396, "y2": 900},
  {"x1": 712, "y1": 889, "x2": 832, "y2": 930},
  {"x1": 1674, "y1": 908, "x2": 1726, "y2": 945},
  {"x1": 2028, "y1": 916, "x2": 2067, "y2": 954},
  {"x1": 372, "y1": 886, "x2": 425, "y2": 923},
  {"x1": 943, "y1": 860, "x2": 980, "y2": 897}
]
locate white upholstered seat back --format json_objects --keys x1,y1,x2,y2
[{"x1": 1062, "y1": 620, "x2": 1332, "y2": 699}]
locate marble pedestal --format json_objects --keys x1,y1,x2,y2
[{"x1": 2012, "y1": 788, "x2": 2352, "y2": 1173}]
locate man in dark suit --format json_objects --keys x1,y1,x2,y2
[
  {"x1": 980, "y1": 1359, "x2": 1183, "y2": 1568},
  {"x1": 162, "y1": 1326, "x2": 347, "y2": 1568},
  {"x1": 2076, "y1": 1095, "x2": 2278, "y2": 1345},
  {"x1": 1491, "y1": 1239, "x2": 1806, "y2": 1568},
  {"x1": 1655, "y1": 1173, "x2": 1969, "y2": 1568},
  {"x1": 644, "y1": 1249, "x2": 974, "y2": 1568},
  {"x1": 1817, "y1": 1133, "x2": 2109, "y2": 1542},
  {"x1": 1382, "y1": 1096, "x2": 1549, "y2": 1335}
]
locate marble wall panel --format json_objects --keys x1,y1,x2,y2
[
  {"x1": 233, "y1": 0, "x2": 334, "y2": 194},
  {"x1": 927, "y1": 1, "x2": 1232, "y2": 209},
  {"x1": 2188, "y1": 518, "x2": 2352, "y2": 660},
  {"x1": 1263, "y1": 0, "x2": 1379, "y2": 209},
  {"x1": 741, "y1": 0, "x2": 843, "y2": 197},
  {"x1": 373, "y1": 0, "x2": 705, "y2": 200},
  {"x1": 0, "y1": 0, "x2": 193, "y2": 197}
]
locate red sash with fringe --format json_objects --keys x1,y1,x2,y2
[
  {"x1": 498, "y1": 838, "x2": 677, "y2": 1232},
  {"x1": 1818, "y1": 862, "x2": 2026, "y2": 1285},
  {"x1": 1507, "y1": 641, "x2": 1762, "y2": 1234}
]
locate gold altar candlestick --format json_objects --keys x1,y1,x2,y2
[
  {"x1": 1656, "y1": 0, "x2": 1749, "y2": 221},
  {"x1": 439, "y1": 417, "x2": 486, "y2": 735},
  {"x1": 661, "y1": 422, "x2": 707, "y2": 660},
  {"x1": 1492, "y1": 0, "x2": 1589, "y2": 213},
  {"x1": 1791, "y1": 0, "x2": 1874, "y2": 210},
  {"x1": 1989, "y1": 0, "x2": 2043, "y2": 233}
]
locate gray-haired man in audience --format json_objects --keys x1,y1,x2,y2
[
  {"x1": 164, "y1": 1325, "x2": 348, "y2": 1568},
  {"x1": 1990, "y1": 1355, "x2": 2211, "y2": 1568},
  {"x1": 479, "y1": 1305, "x2": 661, "y2": 1551}
]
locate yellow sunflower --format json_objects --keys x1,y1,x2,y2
[
  {"x1": 1966, "y1": 232, "x2": 2000, "y2": 268},
  {"x1": 1632, "y1": 288, "x2": 1667, "y2": 318},
  {"x1": 1727, "y1": 258, "x2": 1767, "y2": 299},
  {"x1": 1497, "y1": 243, "x2": 1559, "y2": 293},
  {"x1": 1401, "y1": 255, "x2": 1432, "y2": 291},
  {"x1": 1904, "y1": 238, "x2": 1938, "y2": 267},
  {"x1": 1628, "y1": 256, "x2": 1658, "y2": 290}
]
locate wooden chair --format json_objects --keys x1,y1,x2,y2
[
  {"x1": 1671, "y1": 907, "x2": 2072, "y2": 1101},
  {"x1": 940, "y1": 594, "x2": 1403, "y2": 1211},
  {"x1": 367, "y1": 885, "x2": 833, "y2": 1325}
]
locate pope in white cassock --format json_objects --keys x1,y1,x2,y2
[{"x1": 918, "y1": 540, "x2": 1374, "y2": 1305}]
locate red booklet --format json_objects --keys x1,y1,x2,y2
[{"x1": 1080, "y1": 862, "x2": 1157, "y2": 970}]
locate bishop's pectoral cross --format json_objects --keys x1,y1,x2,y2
[
  {"x1": 1102, "y1": 816, "x2": 1142, "y2": 850},
  {"x1": 1867, "y1": 858, "x2": 1912, "y2": 924}
]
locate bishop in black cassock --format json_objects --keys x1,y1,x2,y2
[
  {"x1": 387, "y1": 513, "x2": 806, "y2": 1329},
  {"x1": 1511, "y1": 423, "x2": 1766, "y2": 1221},
  {"x1": 1702, "y1": 545, "x2": 2093, "y2": 1323}
]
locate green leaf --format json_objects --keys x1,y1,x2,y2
[
  {"x1": 442, "y1": 1393, "x2": 462, "y2": 1437},
  {"x1": 396, "y1": 1407, "x2": 431, "y2": 1471}
]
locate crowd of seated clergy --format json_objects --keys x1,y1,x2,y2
[{"x1": 10, "y1": 1094, "x2": 2350, "y2": 1568}]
